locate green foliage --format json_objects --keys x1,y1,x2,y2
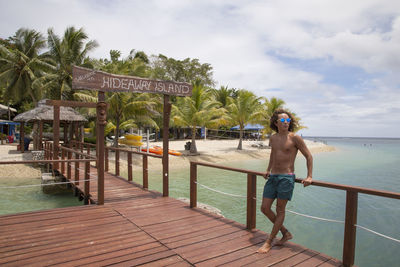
[
  {"x1": 151, "y1": 54, "x2": 215, "y2": 87},
  {"x1": 227, "y1": 89, "x2": 263, "y2": 149},
  {"x1": 172, "y1": 80, "x2": 227, "y2": 153},
  {"x1": 44, "y1": 26, "x2": 98, "y2": 100},
  {"x1": 84, "y1": 137, "x2": 97, "y2": 144},
  {"x1": 0, "y1": 28, "x2": 54, "y2": 105}
]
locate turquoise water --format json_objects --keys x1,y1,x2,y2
[
  {"x1": 137, "y1": 137, "x2": 400, "y2": 267},
  {"x1": 0, "y1": 175, "x2": 82, "y2": 215}
]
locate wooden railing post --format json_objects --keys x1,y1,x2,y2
[
  {"x1": 105, "y1": 147, "x2": 109, "y2": 172},
  {"x1": 190, "y1": 162, "x2": 197, "y2": 208},
  {"x1": 61, "y1": 148, "x2": 65, "y2": 175},
  {"x1": 50, "y1": 143, "x2": 53, "y2": 160},
  {"x1": 343, "y1": 191, "x2": 358, "y2": 267},
  {"x1": 115, "y1": 149, "x2": 120, "y2": 176},
  {"x1": 67, "y1": 149, "x2": 72, "y2": 181},
  {"x1": 44, "y1": 142, "x2": 47, "y2": 159},
  {"x1": 74, "y1": 150, "x2": 79, "y2": 186},
  {"x1": 247, "y1": 173, "x2": 257, "y2": 230},
  {"x1": 143, "y1": 155, "x2": 148, "y2": 189},
  {"x1": 96, "y1": 98, "x2": 106, "y2": 205},
  {"x1": 84, "y1": 160, "x2": 90, "y2": 205},
  {"x1": 128, "y1": 152, "x2": 132, "y2": 182}
]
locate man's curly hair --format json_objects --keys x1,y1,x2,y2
[{"x1": 270, "y1": 109, "x2": 297, "y2": 132}]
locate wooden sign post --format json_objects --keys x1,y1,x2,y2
[{"x1": 72, "y1": 66, "x2": 192, "y2": 199}]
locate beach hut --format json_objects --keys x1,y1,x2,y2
[
  {"x1": 230, "y1": 123, "x2": 264, "y2": 140},
  {"x1": 13, "y1": 99, "x2": 87, "y2": 151}
]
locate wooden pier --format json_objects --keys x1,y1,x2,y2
[{"x1": 0, "y1": 165, "x2": 342, "y2": 266}]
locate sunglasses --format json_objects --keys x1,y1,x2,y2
[{"x1": 278, "y1": 118, "x2": 291, "y2": 123}]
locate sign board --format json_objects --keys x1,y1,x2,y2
[{"x1": 72, "y1": 65, "x2": 192, "y2": 97}]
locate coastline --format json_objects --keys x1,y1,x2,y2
[
  {"x1": 0, "y1": 139, "x2": 335, "y2": 178},
  {"x1": 114, "y1": 139, "x2": 335, "y2": 172}
]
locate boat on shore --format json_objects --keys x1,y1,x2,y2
[{"x1": 141, "y1": 146, "x2": 182, "y2": 156}]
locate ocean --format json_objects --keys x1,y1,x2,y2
[{"x1": 1, "y1": 137, "x2": 399, "y2": 266}]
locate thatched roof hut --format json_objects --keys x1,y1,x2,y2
[
  {"x1": 13, "y1": 99, "x2": 87, "y2": 151},
  {"x1": 13, "y1": 99, "x2": 87, "y2": 123}
]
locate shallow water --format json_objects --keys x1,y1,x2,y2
[{"x1": 0, "y1": 175, "x2": 82, "y2": 215}]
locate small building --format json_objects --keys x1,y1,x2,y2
[{"x1": 13, "y1": 99, "x2": 87, "y2": 151}]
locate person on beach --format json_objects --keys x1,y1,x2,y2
[{"x1": 257, "y1": 109, "x2": 313, "y2": 253}]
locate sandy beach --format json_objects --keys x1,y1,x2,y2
[
  {"x1": 111, "y1": 139, "x2": 335, "y2": 172},
  {"x1": 0, "y1": 139, "x2": 334, "y2": 178},
  {"x1": 0, "y1": 144, "x2": 42, "y2": 178}
]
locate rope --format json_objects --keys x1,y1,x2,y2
[
  {"x1": 195, "y1": 181, "x2": 400, "y2": 243},
  {"x1": 355, "y1": 224, "x2": 400, "y2": 243},
  {"x1": 195, "y1": 182, "x2": 247, "y2": 198},
  {"x1": 196, "y1": 181, "x2": 344, "y2": 223},
  {"x1": 0, "y1": 178, "x2": 98, "y2": 189},
  {"x1": 285, "y1": 209, "x2": 344, "y2": 223}
]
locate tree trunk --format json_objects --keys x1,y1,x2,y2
[
  {"x1": 32, "y1": 122, "x2": 39, "y2": 150},
  {"x1": 113, "y1": 118, "x2": 120, "y2": 147},
  {"x1": 237, "y1": 127, "x2": 243, "y2": 150},
  {"x1": 190, "y1": 126, "x2": 198, "y2": 154}
]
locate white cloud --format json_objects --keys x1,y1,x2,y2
[{"x1": 1, "y1": 0, "x2": 399, "y2": 137}]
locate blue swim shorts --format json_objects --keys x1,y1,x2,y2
[{"x1": 263, "y1": 174, "x2": 296, "y2": 200}]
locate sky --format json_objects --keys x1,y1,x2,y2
[{"x1": 1, "y1": 0, "x2": 400, "y2": 138}]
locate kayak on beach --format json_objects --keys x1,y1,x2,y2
[{"x1": 141, "y1": 146, "x2": 182, "y2": 156}]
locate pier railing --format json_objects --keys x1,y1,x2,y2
[
  {"x1": 70, "y1": 140, "x2": 163, "y2": 190},
  {"x1": 43, "y1": 141, "x2": 97, "y2": 204},
  {"x1": 189, "y1": 160, "x2": 400, "y2": 267},
  {"x1": 0, "y1": 142, "x2": 97, "y2": 204}
]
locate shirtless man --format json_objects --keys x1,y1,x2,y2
[{"x1": 257, "y1": 109, "x2": 313, "y2": 253}]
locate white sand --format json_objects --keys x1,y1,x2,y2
[
  {"x1": 113, "y1": 139, "x2": 335, "y2": 172},
  {"x1": 0, "y1": 144, "x2": 41, "y2": 178}
]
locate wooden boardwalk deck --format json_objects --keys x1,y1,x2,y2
[{"x1": 0, "y1": 166, "x2": 343, "y2": 266}]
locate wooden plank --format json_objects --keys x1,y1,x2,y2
[
  {"x1": 45, "y1": 99, "x2": 97, "y2": 108},
  {"x1": 72, "y1": 65, "x2": 193, "y2": 97},
  {"x1": 270, "y1": 249, "x2": 319, "y2": 266},
  {"x1": 294, "y1": 253, "x2": 332, "y2": 267},
  {"x1": 58, "y1": 243, "x2": 167, "y2": 266},
  {"x1": 138, "y1": 255, "x2": 190, "y2": 267},
  {"x1": 196, "y1": 245, "x2": 262, "y2": 267},
  {"x1": 0, "y1": 231, "x2": 156, "y2": 266},
  {"x1": 318, "y1": 258, "x2": 344, "y2": 266},
  {"x1": 243, "y1": 245, "x2": 307, "y2": 266}
]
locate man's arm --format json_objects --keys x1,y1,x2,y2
[
  {"x1": 294, "y1": 135, "x2": 313, "y2": 186},
  {"x1": 265, "y1": 138, "x2": 274, "y2": 179}
]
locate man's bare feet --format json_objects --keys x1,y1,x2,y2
[
  {"x1": 257, "y1": 240, "x2": 273, "y2": 253},
  {"x1": 275, "y1": 230, "x2": 293, "y2": 246}
]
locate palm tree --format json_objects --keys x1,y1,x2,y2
[
  {"x1": 260, "y1": 97, "x2": 286, "y2": 135},
  {"x1": 211, "y1": 85, "x2": 237, "y2": 108},
  {"x1": 0, "y1": 28, "x2": 54, "y2": 106},
  {"x1": 172, "y1": 80, "x2": 227, "y2": 154},
  {"x1": 45, "y1": 27, "x2": 98, "y2": 100},
  {"x1": 227, "y1": 90, "x2": 263, "y2": 150},
  {"x1": 106, "y1": 92, "x2": 159, "y2": 146},
  {"x1": 100, "y1": 50, "x2": 150, "y2": 78}
]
